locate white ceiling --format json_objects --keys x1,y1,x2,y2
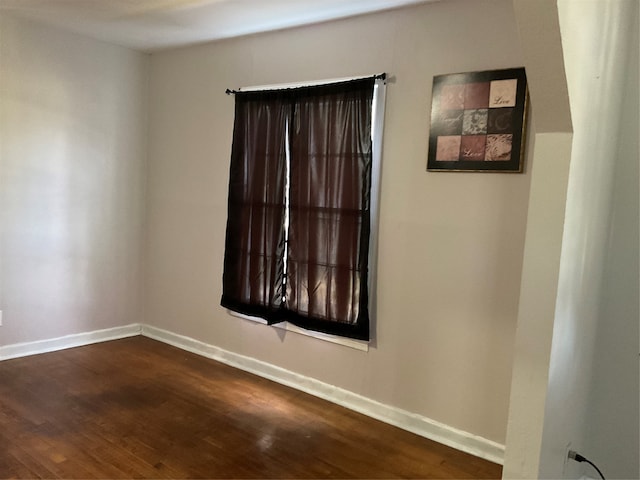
[{"x1": 0, "y1": 0, "x2": 438, "y2": 52}]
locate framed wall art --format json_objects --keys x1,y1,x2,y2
[{"x1": 427, "y1": 67, "x2": 528, "y2": 173}]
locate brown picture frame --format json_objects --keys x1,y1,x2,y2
[{"x1": 427, "y1": 67, "x2": 528, "y2": 173}]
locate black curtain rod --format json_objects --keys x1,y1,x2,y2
[{"x1": 225, "y1": 73, "x2": 387, "y2": 95}]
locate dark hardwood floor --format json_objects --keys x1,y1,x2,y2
[{"x1": 0, "y1": 336, "x2": 501, "y2": 479}]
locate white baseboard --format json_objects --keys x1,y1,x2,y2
[
  {"x1": 141, "y1": 324, "x2": 505, "y2": 465},
  {"x1": 0, "y1": 324, "x2": 141, "y2": 361}
]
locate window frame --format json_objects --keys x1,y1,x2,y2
[{"x1": 224, "y1": 75, "x2": 387, "y2": 350}]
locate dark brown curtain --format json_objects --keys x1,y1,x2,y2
[
  {"x1": 285, "y1": 80, "x2": 373, "y2": 340},
  {"x1": 222, "y1": 78, "x2": 374, "y2": 340},
  {"x1": 221, "y1": 91, "x2": 290, "y2": 322}
]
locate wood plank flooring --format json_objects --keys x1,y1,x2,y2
[{"x1": 0, "y1": 336, "x2": 502, "y2": 479}]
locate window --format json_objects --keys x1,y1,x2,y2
[{"x1": 221, "y1": 76, "x2": 385, "y2": 341}]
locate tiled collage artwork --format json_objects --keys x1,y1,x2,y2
[{"x1": 428, "y1": 68, "x2": 527, "y2": 172}]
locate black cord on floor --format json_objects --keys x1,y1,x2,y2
[{"x1": 569, "y1": 450, "x2": 606, "y2": 480}]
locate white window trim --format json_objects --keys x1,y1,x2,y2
[
  {"x1": 226, "y1": 74, "x2": 387, "y2": 352},
  {"x1": 228, "y1": 310, "x2": 369, "y2": 351},
  {"x1": 233, "y1": 74, "x2": 384, "y2": 92}
]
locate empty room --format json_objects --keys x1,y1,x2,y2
[{"x1": 0, "y1": 0, "x2": 637, "y2": 478}]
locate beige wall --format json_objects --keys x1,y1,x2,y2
[
  {"x1": 145, "y1": 0, "x2": 532, "y2": 444},
  {"x1": 0, "y1": 16, "x2": 148, "y2": 345}
]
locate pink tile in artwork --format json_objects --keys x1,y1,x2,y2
[
  {"x1": 436, "y1": 135, "x2": 462, "y2": 161},
  {"x1": 439, "y1": 84, "x2": 465, "y2": 110},
  {"x1": 489, "y1": 79, "x2": 518, "y2": 108},
  {"x1": 460, "y1": 135, "x2": 486, "y2": 161},
  {"x1": 485, "y1": 134, "x2": 513, "y2": 160},
  {"x1": 464, "y1": 82, "x2": 490, "y2": 109}
]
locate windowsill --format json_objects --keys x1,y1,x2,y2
[{"x1": 227, "y1": 310, "x2": 369, "y2": 352}]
